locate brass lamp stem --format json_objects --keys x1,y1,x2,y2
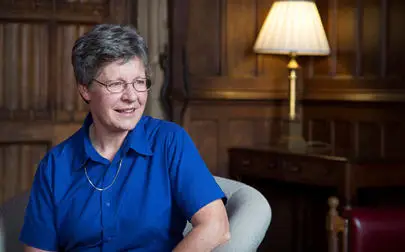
[{"x1": 287, "y1": 53, "x2": 299, "y2": 121}]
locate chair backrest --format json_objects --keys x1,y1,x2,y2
[
  {"x1": 0, "y1": 192, "x2": 30, "y2": 252},
  {"x1": 344, "y1": 208, "x2": 405, "y2": 252},
  {"x1": 1, "y1": 177, "x2": 272, "y2": 252},
  {"x1": 327, "y1": 196, "x2": 405, "y2": 252},
  {"x1": 0, "y1": 217, "x2": 5, "y2": 252}
]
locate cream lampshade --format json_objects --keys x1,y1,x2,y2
[
  {"x1": 254, "y1": 0, "x2": 330, "y2": 56},
  {"x1": 254, "y1": 0, "x2": 330, "y2": 121}
]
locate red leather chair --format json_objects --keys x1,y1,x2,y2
[{"x1": 327, "y1": 197, "x2": 405, "y2": 252}]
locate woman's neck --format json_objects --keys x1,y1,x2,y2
[{"x1": 89, "y1": 123, "x2": 128, "y2": 161}]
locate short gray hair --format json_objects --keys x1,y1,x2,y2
[{"x1": 71, "y1": 24, "x2": 150, "y2": 87}]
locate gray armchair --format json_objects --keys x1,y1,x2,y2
[
  {"x1": 185, "y1": 176, "x2": 272, "y2": 252},
  {"x1": 0, "y1": 176, "x2": 271, "y2": 252}
]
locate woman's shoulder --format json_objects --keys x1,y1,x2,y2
[
  {"x1": 142, "y1": 116, "x2": 186, "y2": 136},
  {"x1": 141, "y1": 116, "x2": 192, "y2": 150},
  {"x1": 38, "y1": 128, "x2": 83, "y2": 167}
]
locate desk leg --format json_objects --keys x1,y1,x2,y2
[
  {"x1": 343, "y1": 162, "x2": 357, "y2": 209},
  {"x1": 293, "y1": 194, "x2": 305, "y2": 252}
]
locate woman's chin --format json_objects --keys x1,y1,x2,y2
[
  {"x1": 113, "y1": 123, "x2": 137, "y2": 132},
  {"x1": 104, "y1": 112, "x2": 142, "y2": 132},
  {"x1": 117, "y1": 119, "x2": 140, "y2": 131}
]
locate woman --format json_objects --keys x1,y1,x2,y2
[{"x1": 20, "y1": 24, "x2": 230, "y2": 252}]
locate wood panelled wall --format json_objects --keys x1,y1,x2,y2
[
  {"x1": 0, "y1": 0, "x2": 136, "y2": 205},
  {"x1": 304, "y1": 0, "x2": 405, "y2": 160},
  {"x1": 168, "y1": 0, "x2": 405, "y2": 177}
]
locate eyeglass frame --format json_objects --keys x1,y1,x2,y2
[{"x1": 92, "y1": 77, "x2": 152, "y2": 93}]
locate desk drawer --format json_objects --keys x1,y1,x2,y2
[
  {"x1": 229, "y1": 149, "x2": 343, "y2": 186},
  {"x1": 278, "y1": 156, "x2": 342, "y2": 186},
  {"x1": 229, "y1": 150, "x2": 281, "y2": 179}
]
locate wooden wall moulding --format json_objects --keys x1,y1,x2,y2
[
  {"x1": 0, "y1": 0, "x2": 111, "y2": 23},
  {"x1": 170, "y1": 88, "x2": 287, "y2": 102},
  {"x1": 56, "y1": 0, "x2": 109, "y2": 22},
  {"x1": 0, "y1": 0, "x2": 135, "y2": 24},
  {"x1": 304, "y1": 77, "x2": 405, "y2": 103},
  {"x1": 304, "y1": 88, "x2": 405, "y2": 103}
]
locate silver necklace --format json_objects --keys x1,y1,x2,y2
[{"x1": 84, "y1": 159, "x2": 123, "y2": 191}]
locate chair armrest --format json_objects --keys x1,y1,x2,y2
[
  {"x1": 214, "y1": 185, "x2": 272, "y2": 252},
  {"x1": 183, "y1": 177, "x2": 272, "y2": 252}
]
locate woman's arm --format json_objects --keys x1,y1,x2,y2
[{"x1": 173, "y1": 199, "x2": 230, "y2": 252}]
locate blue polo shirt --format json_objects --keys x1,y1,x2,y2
[{"x1": 19, "y1": 114, "x2": 226, "y2": 251}]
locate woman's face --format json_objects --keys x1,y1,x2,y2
[{"x1": 79, "y1": 57, "x2": 148, "y2": 133}]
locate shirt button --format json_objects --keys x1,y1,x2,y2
[{"x1": 106, "y1": 202, "x2": 111, "y2": 207}]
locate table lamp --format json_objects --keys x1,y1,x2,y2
[{"x1": 253, "y1": 0, "x2": 330, "y2": 152}]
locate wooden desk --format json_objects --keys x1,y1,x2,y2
[
  {"x1": 228, "y1": 146, "x2": 405, "y2": 252},
  {"x1": 229, "y1": 146, "x2": 405, "y2": 208}
]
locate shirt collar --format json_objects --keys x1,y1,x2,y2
[
  {"x1": 73, "y1": 113, "x2": 153, "y2": 171},
  {"x1": 126, "y1": 116, "x2": 153, "y2": 156}
]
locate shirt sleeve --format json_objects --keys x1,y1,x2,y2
[
  {"x1": 19, "y1": 154, "x2": 58, "y2": 251},
  {"x1": 168, "y1": 127, "x2": 226, "y2": 221}
]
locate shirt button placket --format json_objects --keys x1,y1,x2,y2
[{"x1": 101, "y1": 164, "x2": 118, "y2": 250}]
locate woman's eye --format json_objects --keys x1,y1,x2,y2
[
  {"x1": 109, "y1": 82, "x2": 124, "y2": 87},
  {"x1": 136, "y1": 79, "x2": 146, "y2": 85}
]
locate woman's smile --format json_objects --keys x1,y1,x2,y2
[{"x1": 115, "y1": 107, "x2": 136, "y2": 114}]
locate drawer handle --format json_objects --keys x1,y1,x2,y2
[
  {"x1": 282, "y1": 161, "x2": 301, "y2": 173},
  {"x1": 241, "y1": 159, "x2": 251, "y2": 167},
  {"x1": 268, "y1": 162, "x2": 276, "y2": 169},
  {"x1": 287, "y1": 165, "x2": 301, "y2": 173}
]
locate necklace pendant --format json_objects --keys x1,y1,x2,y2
[{"x1": 84, "y1": 159, "x2": 123, "y2": 191}]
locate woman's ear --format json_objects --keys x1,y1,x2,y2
[{"x1": 77, "y1": 83, "x2": 91, "y2": 104}]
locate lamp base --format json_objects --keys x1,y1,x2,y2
[{"x1": 276, "y1": 119, "x2": 307, "y2": 153}]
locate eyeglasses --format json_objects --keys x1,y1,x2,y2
[{"x1": 93, "y1": 78, "x2": 151, "y2": 93}]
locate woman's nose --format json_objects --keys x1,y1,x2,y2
[{"x1": 121, "y1": 83, "x2": 138, "y2": 102}]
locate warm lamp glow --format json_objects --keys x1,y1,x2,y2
[{"x1": 254, "y1": 0, "x2": 330, "y2": 56}]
